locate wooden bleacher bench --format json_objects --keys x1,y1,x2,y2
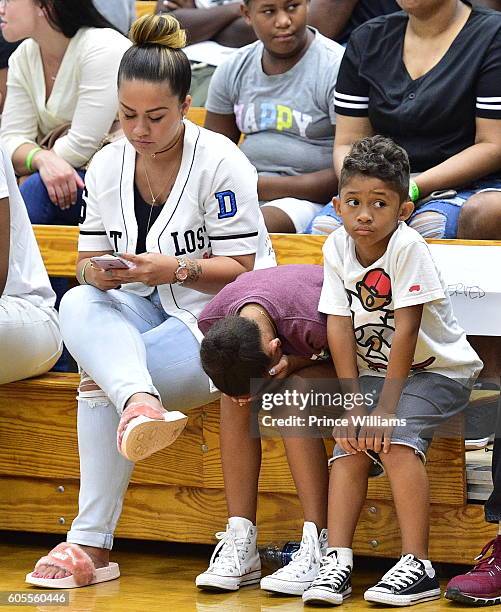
[
  {"x1": 0, "y1": 108, "x2": 499, "y2": 564},
  {"x1": 0, "y1": 227, "x2": 498, "y2": 563}
]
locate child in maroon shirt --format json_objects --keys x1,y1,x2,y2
[{"x1": 196, "y1": 264, "x2": 334, "y2": 597}]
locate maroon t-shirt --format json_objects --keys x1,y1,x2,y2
[{"x1": 198, "y1": 264, "x2": 327, "y2": 358}]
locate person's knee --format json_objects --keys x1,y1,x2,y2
[
  {"x1": 408, "y1": 211, "x2": 447, "y2": 239},
  {"x1": 309, "y1": 214, "x2": 343, "y2": 236},
  {"x1": 458, "y1": 192, "x2": 501, "y2": 239},
  {"x1": 332, "y1": 451, "x2": 372, "y2": 474},
  {"x1": 379, "y1": 443, "x2": 422, "y2": 469},
  {"x1": 78, "y1": 370, "x2": 106, "y2": 398},
  {"x1": 59, "y1": 284, "x2": 100, "y2": 324},
  {"x1": 261, "y1": 205, "x2": 296, "y2": 233}
]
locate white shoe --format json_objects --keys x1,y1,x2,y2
[
  {"x1": 302, "y1": 548, "x2": 353, "y2": 605},
  {"x1": 195, "y1": 517, "x2": 261, "y2": 591},
  {"x1": 260, "y1": 522, "x2": 328, "y2": 596}
]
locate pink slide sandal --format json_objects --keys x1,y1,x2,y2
[
  {"x1": 25, "y1": 543, "x2": 120, "y2": 589},
  {"x1": 117, "y1": 402, "x2": 188, "y2": 462}
]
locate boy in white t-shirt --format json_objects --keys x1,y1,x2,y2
[
  {"x1": 0, "y1": 141, "x2": 62, "y2": 384},
  {"x1": 302, "y1": 136, "x2": 483, "y2": 607}
]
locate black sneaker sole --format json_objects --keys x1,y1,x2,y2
[{"x1": 446, "y1": 587, "x2": 501, "y2": 606}]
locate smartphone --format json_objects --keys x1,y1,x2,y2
[{"x1": 90, "y1": 255, "x2": 133, "y2": 271}]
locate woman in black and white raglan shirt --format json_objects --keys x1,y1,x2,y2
[
  {"x1": 309, "y1": 0, "x2": 501, "y2": 240},
  {"x1": 26, "y1": 14, "x2": 275, "y2": 589},
  {"x1": 0, "y1": 142, "x2": 61, "y2": 384}
]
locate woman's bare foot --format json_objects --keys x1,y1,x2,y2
[{"x1": 31, "y1": 545, "x2": 109, "y2": 580}]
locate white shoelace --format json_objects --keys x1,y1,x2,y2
[
  {"x1": 273, "y1": 532, "x2": 321, "y2": 578},
  {"x1": 311, "y1": 554, "x2": 351, "y2": 588},
  {"x1": 378, "y1": 555, "x2": 423, "y2": 589},
  {"x1": 207, "y1": 529, "x2": 251, "y2": 574}
]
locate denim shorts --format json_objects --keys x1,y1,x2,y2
[
  {"x1": 307, "y1": 178, "x2": 501, "y2": 238},
  {"x1": 330, "y1": 372, "x2": 472, "y2": 477}
]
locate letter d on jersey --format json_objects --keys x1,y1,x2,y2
[{"x1": 216, "y1": 190, "x2": 237, "y2": 219}]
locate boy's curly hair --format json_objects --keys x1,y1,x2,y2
[
  {"x1": 200, "y1": 316, "x2": 272, "y2": 397},
  {"x1": 339, "y1": 136, "x2": 410, "y2": 202}
]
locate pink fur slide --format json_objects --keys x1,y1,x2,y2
[
  {"x1": 25, "y1": 543, "x2": 120, "y2": 589},
  {"x1": 117, "y1": 402, "x2": 188, "y2": 462}
]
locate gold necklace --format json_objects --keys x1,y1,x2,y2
[{"x1": 242, "y1": 305, "x2": 278, "y2": 337}]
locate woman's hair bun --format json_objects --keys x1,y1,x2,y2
[{"x1": 129, "y1": 14, "x2": 186, "y2": 50}]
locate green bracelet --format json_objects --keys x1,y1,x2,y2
[
  {"x1": 80, "y1": 260, "x2": 92, "y2": 285},
  {"x1": 25, "y1": 146, "x2": 42, "y2": 173},
  {"x1": 409, "y1": 178, "x2": 420, "y2": 203}
]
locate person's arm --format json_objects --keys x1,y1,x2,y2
[
  {"x1": 258, "y1": 167, "x2": 338, "y2": 204},
  {"x1": 308, "y1": 0, "x2": 359, "y2": 40},
  {"x1": 51, "y1": 32, "x2": 131, "y2": 168},
  {"x1": 1, "y1": 47, "x2": 41, "y2": 176},
  {"x1": 371, "y1": 304, "x2": 422, "y2": 416},
  {"x1": 358, "y1": 240, "x2": 446, "y2": 453},
  {"x1": 214, "y1": 17, "x2": 257, "y2": 47},
  {"x1": 104, "y1": 251, "x2": 254, "y2": 294},
  {"x1": 270, "y1": 354, "x2": 320, "y2": 378},
  {"x1": 3, "y1": 51, "x2": 84, "y2": 208},
  {"x1": 0, "y1": 196, "x2": 9, "y2": 297},
  {"x1": 157, "y1": 1, "x2": 242, "y2": 43},
  {"x1": 204, "y1": 110, "x2": 241, "y2": 144},
  {"x1": 76, "y1": 251, "x2": 121, "y2": 291},
  {"x1": 415, "y1": 117, "x2": 501, "y2": 197},
  {"x1": 327, "y1": 314, "x2": 366, "y2": 453},
  {"x1": 333, "y1": 114, "x2": 374, "y2": 178},
  {"x1": 413, "y1": 30, "x2": 501, "y2": 196},
  {"x1": 357, "y1": 304, "x2": 422, "y2": 454},
  {"x1": 319, "y1": 237, "x2": 365, "y2": 453},
  {"x1": 329, "y1": 31, "x2": 374, "y2": 177}
]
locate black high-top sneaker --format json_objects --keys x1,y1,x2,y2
[{"x1": 364, "y1": 554, "x2": 440, "y2": 606}]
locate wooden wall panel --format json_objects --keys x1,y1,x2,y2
[
  {"x1": 0, "y1": 477, "x2": 493, "y2": 564},
  {"x1": 0, "y1": 376, "x2": 204, "y2": 488}
]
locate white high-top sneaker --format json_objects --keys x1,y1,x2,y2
[
  {"x1": 195, "y1": 517, "x2": 261, "y2": 591},
  {"x1": 260, "y1": 521, "x2": 328, "y2": 595}
]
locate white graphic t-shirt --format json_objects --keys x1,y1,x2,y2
[{"x1": 318, "y1": 222, "x2": 482, "y2": 386}]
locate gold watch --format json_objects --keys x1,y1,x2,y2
[{"x1": 173, "y1": 256, "x2": 189, "y2": 285}]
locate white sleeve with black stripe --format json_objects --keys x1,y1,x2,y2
[
  {"x1": 204, "y1": 148, "x2": 260, "y2": 257},
  {"x1": 78, "y1": 162, "x2": 111, "y2": 252},
  {"x1": 333, "y1": 34, "x2": 369, "y2": 118}
]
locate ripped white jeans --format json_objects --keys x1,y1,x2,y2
[{"x1": 58, "y1": 285, "x2": 218, "y2": 549}]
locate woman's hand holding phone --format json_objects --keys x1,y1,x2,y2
[
  {"x1": 107, "y1": 253, "x2": 179, "y2": 287},
  {"x1": 85, "y1": 253, "x2": 178, "y2": 289},
  {"x1": 82, "y1": 255, "x2": 129, "y2": 291}
]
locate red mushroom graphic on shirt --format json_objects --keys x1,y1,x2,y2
[{"x1": 346, "y1": 268, "x2": 435, "y2": 372}]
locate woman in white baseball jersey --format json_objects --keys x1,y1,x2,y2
[{"x1": 26, "y1": 13, "x2": 275, "y2": 589}]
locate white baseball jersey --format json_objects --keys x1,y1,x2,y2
[{"x1": 79, "y1": 120, "x2": 276, "y2": 340}]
